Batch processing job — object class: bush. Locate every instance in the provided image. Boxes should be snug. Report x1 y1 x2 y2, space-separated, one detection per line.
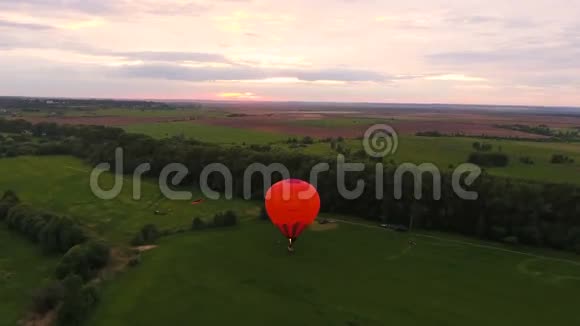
490 226 508 240
502 236 519 245
567 228 580 253
128 255 141 267
191 217 205 230
57 275 99 326
31 282 64 314
212 210 238 227
1 190 19 202
0 190 20 219
416 131 443 137
248 144 272 152
130 232 145 246
38 216 86 253
468 152 509 167
574 242 580 255
55 241 110 281
519 156 534 165
472 142 492 152
518 225 543 245
551 154 574 164
301 136 314 144
131 224 160 246
259 206 269 221
5 205 86 252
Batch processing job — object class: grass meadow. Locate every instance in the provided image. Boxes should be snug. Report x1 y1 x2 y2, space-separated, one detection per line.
86 221 580 326
289 136 580 185
0 156 257 244
1 155 580 325
120 117 580 185
0 227 58 326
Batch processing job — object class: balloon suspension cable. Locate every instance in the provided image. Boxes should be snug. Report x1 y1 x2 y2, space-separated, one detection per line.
287 238 295 253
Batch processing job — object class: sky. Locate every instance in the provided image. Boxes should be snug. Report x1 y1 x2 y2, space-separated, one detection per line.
0 0 579 106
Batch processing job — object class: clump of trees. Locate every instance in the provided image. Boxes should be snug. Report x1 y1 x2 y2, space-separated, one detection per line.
248 144 272 152
468 152 509 167
551 154 575 164
519 156 534 165
131 224 161 246
1 202 86 253
55 241 111 281
472 142 493 152
56 275 99 326
498 124 580 141
191 217 206 230
31 281 64 314
0 190 19 216
416 131 443 137
286 136 314 146
191 211 238 230
212 210 238 227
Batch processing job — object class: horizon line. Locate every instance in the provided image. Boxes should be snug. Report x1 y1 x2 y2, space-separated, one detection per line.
1 94 579 111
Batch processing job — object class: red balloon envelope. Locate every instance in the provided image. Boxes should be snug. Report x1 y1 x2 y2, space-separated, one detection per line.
265 179 321 243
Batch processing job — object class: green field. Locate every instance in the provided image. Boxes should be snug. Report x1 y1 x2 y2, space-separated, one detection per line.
0 227 58 326
122 120 580 185
0 156 257 244
19 108 227 119
124 122 290 144
86 221 580 326
2 156 580 326
290 136 580 184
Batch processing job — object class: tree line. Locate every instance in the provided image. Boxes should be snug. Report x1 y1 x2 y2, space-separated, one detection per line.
1 118 580 254
0 190 110 325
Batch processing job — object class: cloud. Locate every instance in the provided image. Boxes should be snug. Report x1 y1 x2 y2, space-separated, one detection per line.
425 74 487 82
0 18 54 30
0 0 117 14
0 0 210 16
445 14 538 29
116 63 389 83
0 36 232 64
110 51 231 63
427 45 580 69
0 0 257 16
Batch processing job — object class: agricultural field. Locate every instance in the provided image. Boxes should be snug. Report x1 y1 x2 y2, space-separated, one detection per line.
0 227 58 326
288 136 580 185
287 117 389 128
123 121 291 144
86 221 580 326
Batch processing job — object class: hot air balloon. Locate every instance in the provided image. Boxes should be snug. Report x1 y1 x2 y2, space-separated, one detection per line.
265 179 321 252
